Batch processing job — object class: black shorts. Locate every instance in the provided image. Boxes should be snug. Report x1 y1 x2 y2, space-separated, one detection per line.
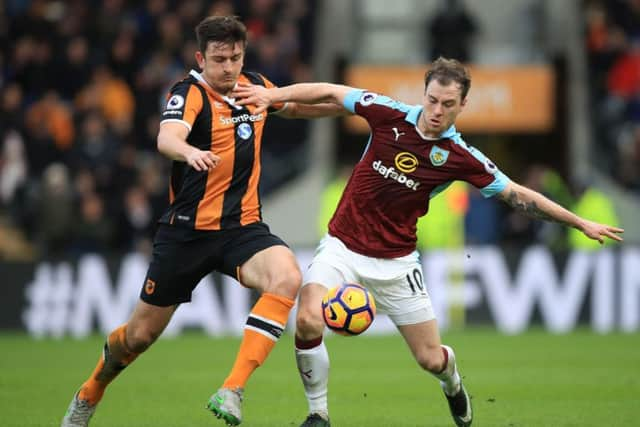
140 222 287 306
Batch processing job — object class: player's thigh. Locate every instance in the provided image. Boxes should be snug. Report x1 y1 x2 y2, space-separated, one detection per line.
142 225 220 306
360 257 434 324
302 235 359 288
299 237 359 319
239 244 301 298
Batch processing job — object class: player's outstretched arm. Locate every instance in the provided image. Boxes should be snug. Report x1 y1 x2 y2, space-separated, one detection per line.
497 181 624 244
278 100 350 119
233 82 354 116
157 122 220 172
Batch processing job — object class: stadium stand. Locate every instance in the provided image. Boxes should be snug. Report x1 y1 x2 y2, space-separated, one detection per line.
584 0 640 191
0 0 316 259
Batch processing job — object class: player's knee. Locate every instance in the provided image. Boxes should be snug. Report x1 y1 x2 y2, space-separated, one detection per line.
416 349 445 373
296 303 324 336
268 266 302 299
126 325 161 353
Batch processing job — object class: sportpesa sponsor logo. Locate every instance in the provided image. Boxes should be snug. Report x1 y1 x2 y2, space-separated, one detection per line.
219 113 264 125
372 159 420 190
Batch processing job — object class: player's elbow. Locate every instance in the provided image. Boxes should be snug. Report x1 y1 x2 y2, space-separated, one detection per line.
278 102 298 119
156 129 172 156
156 133 163 153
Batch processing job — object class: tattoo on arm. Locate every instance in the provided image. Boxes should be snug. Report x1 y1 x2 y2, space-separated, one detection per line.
502 190 571 226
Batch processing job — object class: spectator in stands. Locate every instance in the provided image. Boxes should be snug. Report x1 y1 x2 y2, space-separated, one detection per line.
23 91 74 176
108 29 138 85
1 83 25 134
616 123 640 189
54 36 93 100
427 0 478 62
464 187 501 244
0 131 28 211
569 183 620 250
585 1 627 84
26 91 75 152
116 185 154 254
208 0 235 17
76 66 135 131
71 191 114 254
417 181 468 250
2 0 317 256
29 163 75 258
606 37 640 100
586 0 640 193
71 112 119 192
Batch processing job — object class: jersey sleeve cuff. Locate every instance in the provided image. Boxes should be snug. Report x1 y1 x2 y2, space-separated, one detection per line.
160 119 192 132
271 101 289 115
343 89 365 113
480 172 510 198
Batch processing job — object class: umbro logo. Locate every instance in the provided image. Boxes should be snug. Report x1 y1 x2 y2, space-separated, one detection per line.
392 127 405 141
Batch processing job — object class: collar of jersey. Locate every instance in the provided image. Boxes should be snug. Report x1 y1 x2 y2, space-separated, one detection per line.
189 69 240 107
406 105 459 141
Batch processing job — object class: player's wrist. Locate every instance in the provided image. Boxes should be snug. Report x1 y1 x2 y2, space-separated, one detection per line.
573 216 587 231
183 145 200 162
269 88 284 105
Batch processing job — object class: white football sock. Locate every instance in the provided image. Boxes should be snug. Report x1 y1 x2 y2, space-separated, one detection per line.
434 345 461 396
295 341 330 417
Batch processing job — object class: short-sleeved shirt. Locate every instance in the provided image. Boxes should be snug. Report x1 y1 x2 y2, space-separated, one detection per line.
158 70 284 230
329 89 510 258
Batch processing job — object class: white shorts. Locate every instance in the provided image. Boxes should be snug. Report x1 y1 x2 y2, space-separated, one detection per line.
303 234 435 326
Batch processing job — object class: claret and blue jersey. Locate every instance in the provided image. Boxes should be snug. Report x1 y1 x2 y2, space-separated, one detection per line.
329 88 510 258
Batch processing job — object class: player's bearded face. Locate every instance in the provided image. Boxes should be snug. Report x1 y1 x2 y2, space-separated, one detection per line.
421 81 465 137
197 41 244 95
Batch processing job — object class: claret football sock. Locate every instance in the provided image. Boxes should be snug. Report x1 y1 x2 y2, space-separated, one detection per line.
295 336 329 415
78 323 140 405
222 293 294 389
434 345 461 396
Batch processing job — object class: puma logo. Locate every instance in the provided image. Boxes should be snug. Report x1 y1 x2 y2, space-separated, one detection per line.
392 127 405 141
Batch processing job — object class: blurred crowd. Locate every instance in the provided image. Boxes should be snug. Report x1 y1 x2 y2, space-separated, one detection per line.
1 0 631 262
585 0 640 190
0 0 316 260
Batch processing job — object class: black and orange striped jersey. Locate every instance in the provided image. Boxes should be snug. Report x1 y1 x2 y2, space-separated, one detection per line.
158 70 285 230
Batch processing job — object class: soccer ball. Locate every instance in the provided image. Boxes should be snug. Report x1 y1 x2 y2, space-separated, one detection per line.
321 283 376 336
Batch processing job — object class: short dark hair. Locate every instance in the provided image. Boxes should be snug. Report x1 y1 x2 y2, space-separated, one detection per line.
195 16 247 54
424 57 471 100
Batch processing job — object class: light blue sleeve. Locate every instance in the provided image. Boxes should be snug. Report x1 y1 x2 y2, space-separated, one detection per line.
450 133 511 198
480 171 510 198
343 89 365 113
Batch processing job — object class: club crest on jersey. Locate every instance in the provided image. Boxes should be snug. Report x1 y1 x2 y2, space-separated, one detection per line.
237 122 252 140
166 94 184 110
429 146 449 166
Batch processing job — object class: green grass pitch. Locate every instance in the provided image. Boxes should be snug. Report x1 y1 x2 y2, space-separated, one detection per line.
0 328 638 426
